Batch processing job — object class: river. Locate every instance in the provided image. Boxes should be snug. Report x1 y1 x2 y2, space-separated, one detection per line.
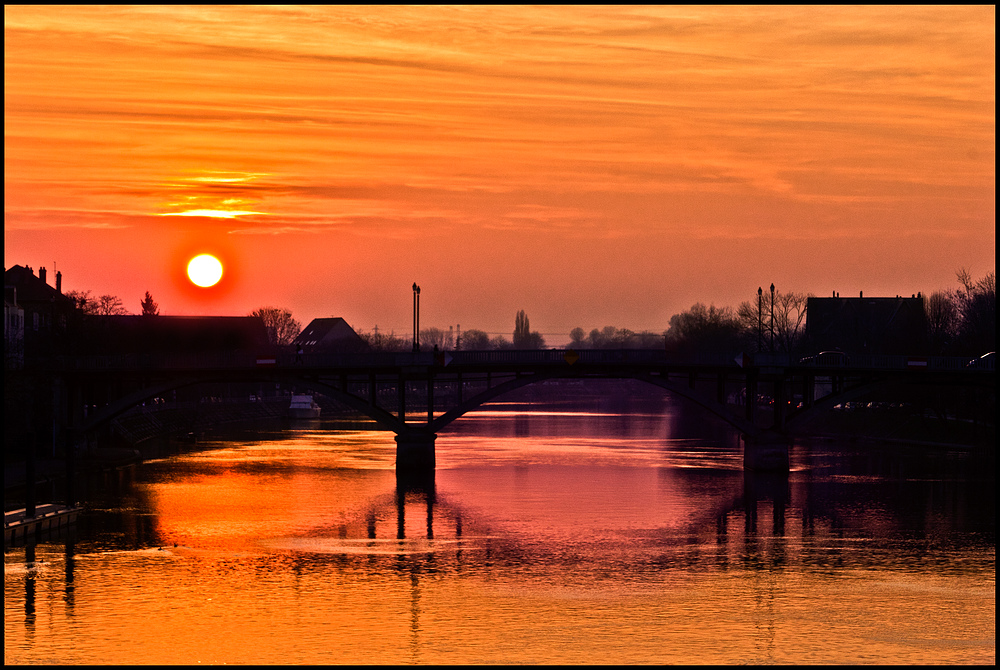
4 380 995 664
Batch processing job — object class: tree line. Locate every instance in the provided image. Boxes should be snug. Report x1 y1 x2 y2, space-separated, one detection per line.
64 268 994 356
358 269 994 357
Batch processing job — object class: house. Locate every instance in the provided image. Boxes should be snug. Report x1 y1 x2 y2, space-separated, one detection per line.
293 317 369 353
804 293 928 355
4 285 25 368
4 265 75 358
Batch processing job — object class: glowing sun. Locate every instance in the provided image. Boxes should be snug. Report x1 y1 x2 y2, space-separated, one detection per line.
187 254 223 287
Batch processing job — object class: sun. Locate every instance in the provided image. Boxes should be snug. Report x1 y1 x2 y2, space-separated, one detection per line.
187 254 223 287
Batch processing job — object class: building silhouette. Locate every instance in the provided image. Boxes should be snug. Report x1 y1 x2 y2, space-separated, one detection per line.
293 317 369 353
805 293 928 355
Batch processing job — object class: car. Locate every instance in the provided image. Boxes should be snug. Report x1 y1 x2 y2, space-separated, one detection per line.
965 352 995 369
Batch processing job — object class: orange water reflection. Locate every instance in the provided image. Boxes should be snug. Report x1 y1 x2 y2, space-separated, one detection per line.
4 409 996 664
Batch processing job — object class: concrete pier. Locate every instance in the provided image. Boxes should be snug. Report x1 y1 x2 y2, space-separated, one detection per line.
742 436 790 472
395 429 436 471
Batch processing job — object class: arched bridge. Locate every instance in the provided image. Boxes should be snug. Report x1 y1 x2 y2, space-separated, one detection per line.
45 349 994 471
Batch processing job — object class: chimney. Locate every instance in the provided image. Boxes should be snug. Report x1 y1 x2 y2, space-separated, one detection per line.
56 271 62 293
859 290 863 298
39 267 47 285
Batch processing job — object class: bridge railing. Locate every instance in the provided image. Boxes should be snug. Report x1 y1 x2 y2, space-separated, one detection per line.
39 350 992 373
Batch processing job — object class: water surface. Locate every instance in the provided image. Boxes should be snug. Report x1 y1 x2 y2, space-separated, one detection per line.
5 383 994 664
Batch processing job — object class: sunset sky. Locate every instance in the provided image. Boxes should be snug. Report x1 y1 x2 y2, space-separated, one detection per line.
4 6 994 344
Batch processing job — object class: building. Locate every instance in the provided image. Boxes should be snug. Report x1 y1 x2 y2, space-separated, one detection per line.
4 285 25 368
4 265 75 358
293 318 369 353
804 293 928 355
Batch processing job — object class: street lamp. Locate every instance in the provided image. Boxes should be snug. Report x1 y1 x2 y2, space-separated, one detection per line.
770 283 775 353
412 283 421 352
757 287 763 353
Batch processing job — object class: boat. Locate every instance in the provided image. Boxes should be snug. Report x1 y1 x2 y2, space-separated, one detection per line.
288 394 321 419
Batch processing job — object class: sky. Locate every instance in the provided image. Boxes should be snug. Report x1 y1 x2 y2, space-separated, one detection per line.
4 6 995 345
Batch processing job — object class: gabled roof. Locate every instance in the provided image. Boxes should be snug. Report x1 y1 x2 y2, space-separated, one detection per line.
4 265 71 305
293 317 368 352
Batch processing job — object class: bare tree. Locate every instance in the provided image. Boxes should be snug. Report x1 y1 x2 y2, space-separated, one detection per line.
359 327 410 351
953 268 995 355
925 291 958 354
64 289 95 314
94 294 130 315
420 326 453 350
250 306 302 346
737 289 809 353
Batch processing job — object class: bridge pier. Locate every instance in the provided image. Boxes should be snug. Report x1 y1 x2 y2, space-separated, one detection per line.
742 435 789 472
395 429 436 471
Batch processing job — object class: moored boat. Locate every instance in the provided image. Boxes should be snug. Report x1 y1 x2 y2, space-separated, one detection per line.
288 394 321 419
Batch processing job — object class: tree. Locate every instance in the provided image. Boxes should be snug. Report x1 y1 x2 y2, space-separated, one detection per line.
250 306 302 346
925 291 958 354
513 310 530 347
140 291 159 316
94 294 130 315
737 289 809 353
953 268 995 355
665 303 743 354
569 327 586 348
64 290 129 315
460 329 491 350
360 327 410 351
420 326 454 350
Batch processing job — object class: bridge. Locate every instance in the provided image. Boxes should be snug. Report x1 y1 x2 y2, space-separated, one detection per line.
38 349 995 473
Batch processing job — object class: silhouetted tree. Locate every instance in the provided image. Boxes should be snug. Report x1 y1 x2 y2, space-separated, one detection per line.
925 291 958 354
737 289 808 353
420 327 454 350
140 291 159 316
64 290 129 315
513 310 530 347
575 326 663 349
64 289 94 313
953 268 995 355
460 329 492 350
94 294 129 315
360 327 410 351
665 303 743 355
569 327 586 348
250 306 301 346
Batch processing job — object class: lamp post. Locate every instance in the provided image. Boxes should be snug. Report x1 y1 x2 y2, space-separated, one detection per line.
769 283 775 353
412 283 421 352
757 287 763 353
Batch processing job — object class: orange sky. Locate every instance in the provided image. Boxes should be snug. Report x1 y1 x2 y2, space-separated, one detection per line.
4 6 995 344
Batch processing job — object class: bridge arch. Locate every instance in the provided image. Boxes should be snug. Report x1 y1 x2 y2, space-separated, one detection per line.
80 372 407 436
427 371 762 439
81 367 764 444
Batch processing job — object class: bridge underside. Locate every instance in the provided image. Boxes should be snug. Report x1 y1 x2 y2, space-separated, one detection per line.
63 351 991 474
